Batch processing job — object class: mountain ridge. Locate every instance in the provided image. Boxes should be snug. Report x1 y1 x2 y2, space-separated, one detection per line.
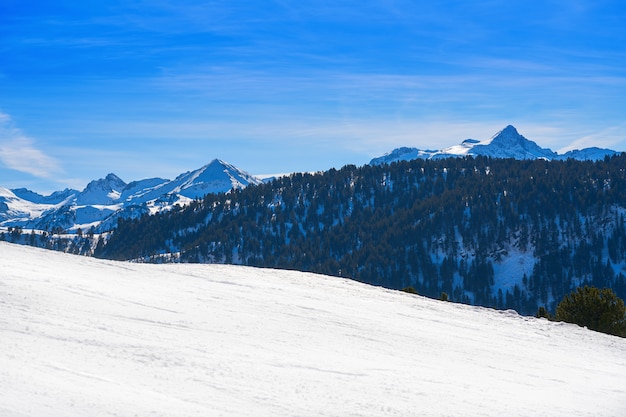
371 125 619 165
0 159 262 233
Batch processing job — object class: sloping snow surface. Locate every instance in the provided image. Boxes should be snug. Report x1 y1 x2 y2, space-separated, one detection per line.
1 242 625 416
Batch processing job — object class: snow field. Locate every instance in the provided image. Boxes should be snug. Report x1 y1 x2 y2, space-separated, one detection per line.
0 242 625 416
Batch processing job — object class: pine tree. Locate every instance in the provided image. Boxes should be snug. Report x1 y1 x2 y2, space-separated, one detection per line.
555 286 626 337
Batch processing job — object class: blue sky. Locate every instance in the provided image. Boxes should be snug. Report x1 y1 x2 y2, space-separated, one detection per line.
1 0 625 193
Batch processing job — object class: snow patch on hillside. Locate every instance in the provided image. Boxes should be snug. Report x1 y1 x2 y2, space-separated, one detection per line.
492 247 536 292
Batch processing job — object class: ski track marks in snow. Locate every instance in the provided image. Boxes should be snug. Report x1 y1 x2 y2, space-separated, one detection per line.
0 242 625 416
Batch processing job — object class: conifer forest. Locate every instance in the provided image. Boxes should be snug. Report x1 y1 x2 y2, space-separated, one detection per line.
84 155 626 315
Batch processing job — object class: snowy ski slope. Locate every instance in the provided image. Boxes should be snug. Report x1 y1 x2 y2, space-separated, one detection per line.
1 242 625 416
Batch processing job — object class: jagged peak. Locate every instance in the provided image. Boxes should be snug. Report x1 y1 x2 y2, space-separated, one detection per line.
104 173 124 182
211 158 228 166
501 124 518 134
84 173 125 189
487 125 524 144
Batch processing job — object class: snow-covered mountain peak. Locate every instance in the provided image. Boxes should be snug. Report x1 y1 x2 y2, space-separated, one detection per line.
471 125 555 160
170 158 263 199
371 125 619 165
488 124 519 142
83 173 126 192
196 158 236 181
76 173 127 206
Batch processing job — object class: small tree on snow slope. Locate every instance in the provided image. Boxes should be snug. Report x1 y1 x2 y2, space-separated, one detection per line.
555 286 626 337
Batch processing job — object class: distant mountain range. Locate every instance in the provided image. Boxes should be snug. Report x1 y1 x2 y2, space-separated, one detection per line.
0 159 262 233
370 125 619 165
0 125 621 234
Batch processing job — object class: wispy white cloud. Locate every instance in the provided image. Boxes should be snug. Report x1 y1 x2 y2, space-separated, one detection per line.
0 112 62 178
557 124 626 153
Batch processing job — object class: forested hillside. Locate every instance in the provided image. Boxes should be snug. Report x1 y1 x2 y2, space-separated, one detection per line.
94 155 626 315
